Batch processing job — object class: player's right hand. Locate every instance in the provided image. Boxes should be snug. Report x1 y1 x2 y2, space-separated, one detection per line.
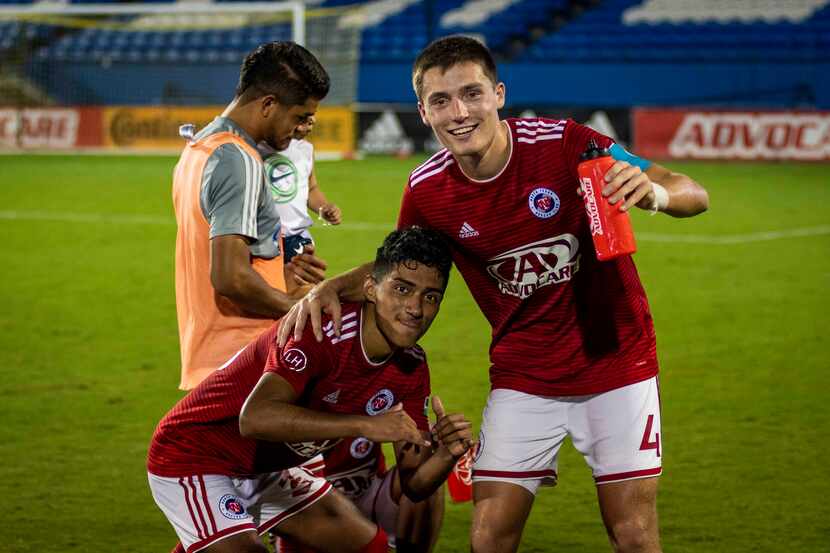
286 243 327 285
320 204 342 225
277 279 342 346
431 395 473 458
363 403 431 447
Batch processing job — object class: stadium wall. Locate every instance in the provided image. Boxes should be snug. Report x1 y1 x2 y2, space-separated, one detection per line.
25 60 830 109
30 61 242 106
358 62 830 108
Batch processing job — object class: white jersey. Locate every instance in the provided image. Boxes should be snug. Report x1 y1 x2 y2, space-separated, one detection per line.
260 139 314 237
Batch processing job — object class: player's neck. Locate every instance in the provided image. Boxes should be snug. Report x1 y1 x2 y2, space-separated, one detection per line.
456 120 511 181
221 100 263 143
360 304 395 364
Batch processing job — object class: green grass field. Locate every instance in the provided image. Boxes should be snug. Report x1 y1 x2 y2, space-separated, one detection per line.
0 155 828 552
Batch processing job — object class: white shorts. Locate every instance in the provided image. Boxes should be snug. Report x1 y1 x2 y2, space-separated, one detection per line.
148 468 332 553
353 468 399 540
275 462 399 553
323 458 398 540
472 376 662 495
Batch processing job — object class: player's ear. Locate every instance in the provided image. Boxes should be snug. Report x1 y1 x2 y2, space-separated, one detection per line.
364 275 378 304
260 94 280 118
418 102 429 126
495 82 506 109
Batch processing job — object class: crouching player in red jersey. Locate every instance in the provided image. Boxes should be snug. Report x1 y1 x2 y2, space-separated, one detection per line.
147 226 472 553
279 37 709 553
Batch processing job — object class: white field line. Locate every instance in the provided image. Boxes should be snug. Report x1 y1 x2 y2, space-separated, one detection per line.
0 210 828 244
637 225 830 244
0 210 390 231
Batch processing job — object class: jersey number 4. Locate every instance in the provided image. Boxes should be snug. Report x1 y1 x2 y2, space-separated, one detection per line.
639 414 661 457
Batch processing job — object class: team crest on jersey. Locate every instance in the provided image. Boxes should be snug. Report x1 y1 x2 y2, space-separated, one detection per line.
218 494 247 520
528 187 560 219
350 437 375 459
486 234 580 299
264 153 298 204
366 389 394 415
283 348 307 372
286 438 341 458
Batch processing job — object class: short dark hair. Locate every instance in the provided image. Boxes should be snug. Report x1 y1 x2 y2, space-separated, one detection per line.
236 41 330 106
412 35 498 101
373 226 452 289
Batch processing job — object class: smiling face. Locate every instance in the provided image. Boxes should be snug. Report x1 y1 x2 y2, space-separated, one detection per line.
417 61 505 160
364 261 446 351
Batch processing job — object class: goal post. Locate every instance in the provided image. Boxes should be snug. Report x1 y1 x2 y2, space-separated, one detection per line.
0 1 358 156
0 2 306 45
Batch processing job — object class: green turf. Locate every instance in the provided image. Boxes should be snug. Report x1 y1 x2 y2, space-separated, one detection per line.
0 155 827 552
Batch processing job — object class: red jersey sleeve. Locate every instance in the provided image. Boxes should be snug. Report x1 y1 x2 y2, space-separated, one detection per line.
561 119 615 179
397 181 427 230
265 326 333 396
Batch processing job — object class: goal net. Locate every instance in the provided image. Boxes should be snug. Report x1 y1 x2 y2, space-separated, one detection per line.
0 1 359 155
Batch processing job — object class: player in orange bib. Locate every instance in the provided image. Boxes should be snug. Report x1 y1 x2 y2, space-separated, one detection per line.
173 42 329 389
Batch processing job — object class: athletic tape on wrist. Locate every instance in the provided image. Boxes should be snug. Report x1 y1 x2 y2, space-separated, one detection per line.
650 182 670 215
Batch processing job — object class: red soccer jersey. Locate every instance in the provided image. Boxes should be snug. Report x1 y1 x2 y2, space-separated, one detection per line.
316 436 387 500
147 303 431 477
398 118 658 396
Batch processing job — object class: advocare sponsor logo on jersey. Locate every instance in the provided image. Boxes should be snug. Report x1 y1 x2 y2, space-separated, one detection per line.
218 494 247 519
283 348 308 372
328 463 375 499
285 438 341 458
486 234 580 299
528 187 560 219
668 112 830 160
366 389 395 415
350 437 375 459
264 153 299 203
579 177 604 236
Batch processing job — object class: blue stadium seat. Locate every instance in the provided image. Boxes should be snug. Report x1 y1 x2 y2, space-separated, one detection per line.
8 0 829 67
516 0 830 64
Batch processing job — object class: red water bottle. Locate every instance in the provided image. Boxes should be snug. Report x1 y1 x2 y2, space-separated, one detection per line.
577 140 637 261
446 448 474 503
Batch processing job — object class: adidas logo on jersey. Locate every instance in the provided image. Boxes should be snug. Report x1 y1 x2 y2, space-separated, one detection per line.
322 389 340 404
459 222 479 239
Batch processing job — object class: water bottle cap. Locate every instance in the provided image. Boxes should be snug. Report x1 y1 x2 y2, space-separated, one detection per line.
580 139 611 161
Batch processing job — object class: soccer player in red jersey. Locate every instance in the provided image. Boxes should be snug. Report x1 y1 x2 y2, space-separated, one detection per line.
147 226 472 553
279 36 709 553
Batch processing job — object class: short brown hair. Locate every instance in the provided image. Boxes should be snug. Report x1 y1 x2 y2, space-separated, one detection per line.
412 35 498 101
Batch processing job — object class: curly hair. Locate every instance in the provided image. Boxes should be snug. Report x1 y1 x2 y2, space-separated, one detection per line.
236 41 330 106
373 226 452 288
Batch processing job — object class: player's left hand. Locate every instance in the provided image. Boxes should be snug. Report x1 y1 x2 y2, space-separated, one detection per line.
431 395 473 458
600 160 656 212
319 204 342 225
286 243 327 286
